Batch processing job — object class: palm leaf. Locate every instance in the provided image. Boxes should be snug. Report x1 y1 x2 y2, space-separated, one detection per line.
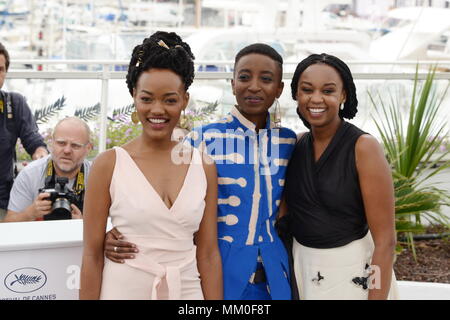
110 104 134 122
74 103 101 121
34 96 66 124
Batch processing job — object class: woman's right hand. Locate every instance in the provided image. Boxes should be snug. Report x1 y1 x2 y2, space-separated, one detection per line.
104 227 138 263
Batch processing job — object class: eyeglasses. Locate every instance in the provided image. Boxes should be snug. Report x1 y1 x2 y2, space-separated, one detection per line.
53 139 89 151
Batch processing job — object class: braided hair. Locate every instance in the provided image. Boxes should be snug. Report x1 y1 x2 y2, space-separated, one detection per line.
290 53 358 128
126 31 195 96
234 43 283 77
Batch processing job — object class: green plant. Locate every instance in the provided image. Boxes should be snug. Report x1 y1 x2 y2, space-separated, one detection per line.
369 65 450 258
99 118 142 151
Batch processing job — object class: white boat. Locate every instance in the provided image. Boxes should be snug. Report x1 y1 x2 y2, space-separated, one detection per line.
127 1 183 27
370 6 450 61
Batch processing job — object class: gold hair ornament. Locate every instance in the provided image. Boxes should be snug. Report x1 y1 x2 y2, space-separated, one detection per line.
135 50 144 67
157 40 170 49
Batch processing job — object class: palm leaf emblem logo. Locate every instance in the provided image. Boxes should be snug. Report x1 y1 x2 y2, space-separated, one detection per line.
10 274 42 286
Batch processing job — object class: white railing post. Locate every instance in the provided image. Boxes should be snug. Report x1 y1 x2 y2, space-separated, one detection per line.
99 64 110 153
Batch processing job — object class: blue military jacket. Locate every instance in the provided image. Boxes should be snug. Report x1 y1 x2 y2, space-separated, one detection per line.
185 106 296 299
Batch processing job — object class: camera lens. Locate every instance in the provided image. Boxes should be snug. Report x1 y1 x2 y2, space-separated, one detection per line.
47 197 72 220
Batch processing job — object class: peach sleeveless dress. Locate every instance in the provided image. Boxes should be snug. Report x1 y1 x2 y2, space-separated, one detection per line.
100 146 206 300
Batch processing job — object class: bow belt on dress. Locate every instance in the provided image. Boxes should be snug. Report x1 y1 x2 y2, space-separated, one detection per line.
122 235 197 300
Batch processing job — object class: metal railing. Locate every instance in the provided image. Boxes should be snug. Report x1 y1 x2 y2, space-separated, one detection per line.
6 59 450 153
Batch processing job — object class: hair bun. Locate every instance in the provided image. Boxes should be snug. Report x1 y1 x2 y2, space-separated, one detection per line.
126 31 195 95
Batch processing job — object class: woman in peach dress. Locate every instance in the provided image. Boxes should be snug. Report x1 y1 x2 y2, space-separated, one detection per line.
79 31 222 300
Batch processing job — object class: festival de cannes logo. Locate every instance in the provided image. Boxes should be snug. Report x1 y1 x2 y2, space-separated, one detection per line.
4 268 47 293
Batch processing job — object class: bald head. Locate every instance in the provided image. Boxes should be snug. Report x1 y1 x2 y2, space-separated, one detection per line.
50 117 92 178
52 117 91 143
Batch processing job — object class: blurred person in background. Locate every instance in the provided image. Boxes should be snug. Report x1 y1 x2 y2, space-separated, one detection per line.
0 42 48 221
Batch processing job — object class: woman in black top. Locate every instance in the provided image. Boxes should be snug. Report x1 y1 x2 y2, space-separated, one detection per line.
280 53 398 300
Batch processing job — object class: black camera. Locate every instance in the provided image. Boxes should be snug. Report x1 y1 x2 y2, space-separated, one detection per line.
39 177 81 220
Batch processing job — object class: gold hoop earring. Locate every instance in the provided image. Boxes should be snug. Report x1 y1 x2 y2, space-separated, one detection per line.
273 98 282 128
131 111 139 124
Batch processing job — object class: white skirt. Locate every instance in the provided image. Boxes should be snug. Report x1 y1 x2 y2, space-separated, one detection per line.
292 232 399 300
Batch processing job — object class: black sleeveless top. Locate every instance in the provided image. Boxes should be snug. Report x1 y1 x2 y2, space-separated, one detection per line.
284 121 369 249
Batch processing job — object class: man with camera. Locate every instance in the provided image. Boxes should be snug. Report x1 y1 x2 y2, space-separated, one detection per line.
3 117 92 222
